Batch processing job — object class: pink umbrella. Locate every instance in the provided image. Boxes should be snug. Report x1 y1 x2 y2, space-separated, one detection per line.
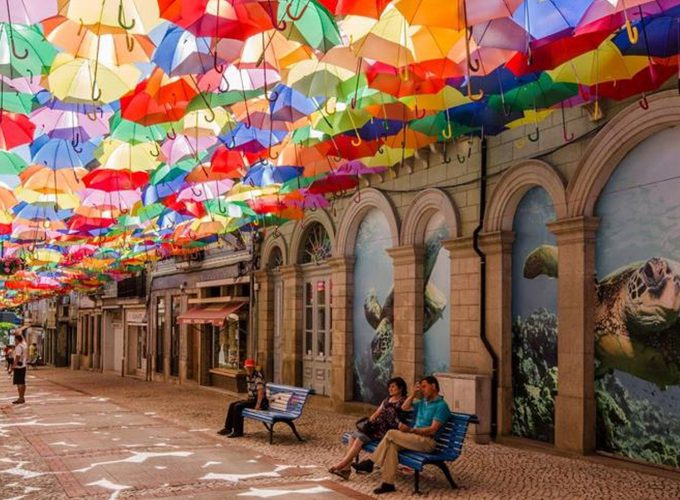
79 188 141 210
31 106 110 141
161 134 217 165
0 0 57 24
177 180 235 202
336 160 387 176
290 190 330 210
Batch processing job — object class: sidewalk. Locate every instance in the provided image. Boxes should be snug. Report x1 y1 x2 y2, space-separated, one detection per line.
2 368 679 499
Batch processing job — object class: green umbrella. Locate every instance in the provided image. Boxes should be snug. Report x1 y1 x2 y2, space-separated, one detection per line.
314 105 372 136
136 202 166 223
410 111 475 141
279 0 342 53
204 199 256 218
109 112 167 144
0 23 57 78
186 89 262 112
0 150 27 175
291 125 328 146
487 73 578 114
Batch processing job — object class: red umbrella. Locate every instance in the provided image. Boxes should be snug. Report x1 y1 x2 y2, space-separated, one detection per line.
0 111 36 149
158 0 274 39
596 64 677 101
307 173 358 195
335 0 391 18
366 63 447 97
210 145 247 178
163 193 206 218
82 170 149 191
120 69 197 126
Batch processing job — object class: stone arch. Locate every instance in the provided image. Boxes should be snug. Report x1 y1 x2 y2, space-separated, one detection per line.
400 188 461 245
569 89 680 217
289 209 336 264
334 188 400 256
260 234 288 271
485 159 567 232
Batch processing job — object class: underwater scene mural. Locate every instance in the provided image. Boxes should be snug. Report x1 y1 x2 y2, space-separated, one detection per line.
511 187 558 443
594 127 680 468
353 209 394 404
423 213 451 376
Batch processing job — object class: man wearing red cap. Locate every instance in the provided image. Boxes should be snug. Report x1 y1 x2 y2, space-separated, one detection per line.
217 359 268 438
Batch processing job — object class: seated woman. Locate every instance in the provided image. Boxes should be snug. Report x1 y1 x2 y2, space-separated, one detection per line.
329 377 407 480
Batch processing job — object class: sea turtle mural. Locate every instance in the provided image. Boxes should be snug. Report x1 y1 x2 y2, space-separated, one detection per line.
363 237 448 365
524 245 680 389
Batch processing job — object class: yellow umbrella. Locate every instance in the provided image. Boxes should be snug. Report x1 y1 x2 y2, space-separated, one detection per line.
14 189 81 209
352 6 415 68
44 17 155 66
96 140 162 172
401 86 469 111
57 0 161 35
239 30 313 71
360 144 415 168
548 40 650 86
225 184 278 202
46 53 140 103
27 249 63 266
18 165 86 193
181 108 234 137
506 109 555 129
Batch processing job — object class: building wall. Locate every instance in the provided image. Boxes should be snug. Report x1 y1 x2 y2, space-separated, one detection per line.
255 89 680 469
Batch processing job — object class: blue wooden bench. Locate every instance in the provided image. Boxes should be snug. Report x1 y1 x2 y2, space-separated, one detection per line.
242 384 311 444
342 411 478 493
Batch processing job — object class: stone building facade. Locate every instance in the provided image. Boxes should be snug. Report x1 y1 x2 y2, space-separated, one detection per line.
254 88 680 469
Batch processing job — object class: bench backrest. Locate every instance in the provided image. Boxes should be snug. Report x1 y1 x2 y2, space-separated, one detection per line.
432 412 476 459
265 383 311 417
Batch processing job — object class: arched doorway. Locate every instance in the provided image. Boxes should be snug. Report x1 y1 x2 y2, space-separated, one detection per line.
511 187 558 443
594 127 680 468
299 222 333 396
352 209 394 404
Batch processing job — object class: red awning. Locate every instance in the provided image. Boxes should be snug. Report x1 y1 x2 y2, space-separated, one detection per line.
177 303 245 327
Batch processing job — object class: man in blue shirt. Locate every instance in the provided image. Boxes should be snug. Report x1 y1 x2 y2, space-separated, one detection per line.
352 375 451 494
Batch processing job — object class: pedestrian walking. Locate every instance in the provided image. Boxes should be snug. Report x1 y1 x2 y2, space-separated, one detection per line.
9 333 28 404
216 359 267 438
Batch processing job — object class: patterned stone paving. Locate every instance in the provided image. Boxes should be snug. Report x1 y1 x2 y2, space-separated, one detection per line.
2 368 680 499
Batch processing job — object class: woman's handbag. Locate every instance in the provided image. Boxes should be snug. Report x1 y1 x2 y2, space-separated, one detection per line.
355 417 378 439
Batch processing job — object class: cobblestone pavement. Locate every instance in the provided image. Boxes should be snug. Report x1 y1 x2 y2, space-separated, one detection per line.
2 368 680 499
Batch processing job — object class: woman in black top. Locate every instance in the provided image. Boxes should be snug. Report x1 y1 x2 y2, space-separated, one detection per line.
329 377 407 480
217 359 268 438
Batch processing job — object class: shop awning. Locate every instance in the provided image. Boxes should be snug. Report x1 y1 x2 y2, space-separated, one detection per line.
177 303 245 327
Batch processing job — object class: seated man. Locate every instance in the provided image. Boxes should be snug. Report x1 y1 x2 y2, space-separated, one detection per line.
217 359 268 438
352 375 451 495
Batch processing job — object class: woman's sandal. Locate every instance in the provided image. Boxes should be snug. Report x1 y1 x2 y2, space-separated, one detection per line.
330 467 351 480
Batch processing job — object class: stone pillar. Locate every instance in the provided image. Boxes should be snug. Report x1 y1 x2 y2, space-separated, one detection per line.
92 314 101 371
179 295 188 383
254 269 275 376
328 256 355 409
280 264 303 386
387 246 425 389
444 237 488 374
548 216 599 454
479 231 515 436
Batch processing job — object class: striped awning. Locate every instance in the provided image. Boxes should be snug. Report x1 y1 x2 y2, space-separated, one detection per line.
177 303 244 327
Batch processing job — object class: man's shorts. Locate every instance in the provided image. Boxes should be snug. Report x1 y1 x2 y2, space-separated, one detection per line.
13 367 26 385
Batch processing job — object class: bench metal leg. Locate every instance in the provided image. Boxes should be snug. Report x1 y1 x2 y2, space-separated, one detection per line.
414 470 420 494
432 462 458 489
281 420 304 442
261 423 273 444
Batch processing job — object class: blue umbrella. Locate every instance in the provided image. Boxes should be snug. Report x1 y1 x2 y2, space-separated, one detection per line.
30 136 96 170
12 202 73 221
220 124 287 153
243 162 302 186
613 6 680 58
512 0 594 40
153 26 220 77
270 85 320 122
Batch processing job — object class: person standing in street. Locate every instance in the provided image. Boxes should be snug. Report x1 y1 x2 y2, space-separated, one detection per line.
217 359 267 438
9 333 28 404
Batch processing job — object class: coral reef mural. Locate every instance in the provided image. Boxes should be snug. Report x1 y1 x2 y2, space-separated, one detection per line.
423 214 450 375
353 209 394 404
594 127 680 468
511 187 558 443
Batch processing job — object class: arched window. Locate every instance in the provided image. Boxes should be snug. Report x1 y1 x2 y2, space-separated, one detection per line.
268 246 283 271
301 223 331 264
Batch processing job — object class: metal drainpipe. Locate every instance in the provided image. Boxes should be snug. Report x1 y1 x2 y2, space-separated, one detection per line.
472 137 499 439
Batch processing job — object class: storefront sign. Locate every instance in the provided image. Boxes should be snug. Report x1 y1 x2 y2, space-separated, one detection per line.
126 309 147 325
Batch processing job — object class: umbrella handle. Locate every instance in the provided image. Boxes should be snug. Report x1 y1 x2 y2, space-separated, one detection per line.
639 94 649 110
118 1 136 30
414 105 425 119
218 75 230 93
324 100 336 115
350 97 357 109
514 137 526 149
441 122 452 140
286 1 309 21
351 133 362 146
10 36 28 60
625 19 639 45
443 142 452 164
468 57 480 73
217 200 228 214
268 148 279 160
91 82 102 102
125 32 135 52
561 103 574 142
399 66 410 82
213 51 225 74
149 142 160 157
528 127 540 142
191 186 203 197
167 127 177 140
457 152 466 164
266 89 279 103
273 226 281 238
466 80 484 102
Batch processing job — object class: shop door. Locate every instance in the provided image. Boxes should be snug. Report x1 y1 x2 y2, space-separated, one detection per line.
170 297 180 377
302 278 332 395
273 279 283 384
